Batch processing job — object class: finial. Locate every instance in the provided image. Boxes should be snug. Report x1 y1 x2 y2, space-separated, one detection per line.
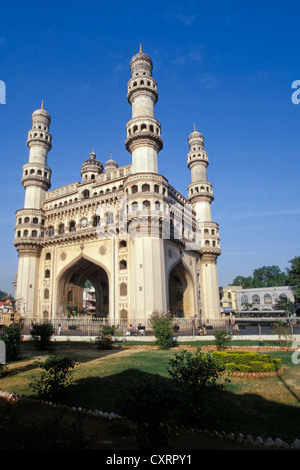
139 43 143 53
110 152 112 160
194 123 196 132
41 100 44 109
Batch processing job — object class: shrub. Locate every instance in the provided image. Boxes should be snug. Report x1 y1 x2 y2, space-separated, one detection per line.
214 330 232 350
95 325 118 349
167 347 227 392
31 355 78 399
1 323 22 361
31 322 54 350
149 311 174 349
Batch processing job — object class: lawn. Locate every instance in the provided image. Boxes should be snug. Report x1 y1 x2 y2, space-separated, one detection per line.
1 343 300 445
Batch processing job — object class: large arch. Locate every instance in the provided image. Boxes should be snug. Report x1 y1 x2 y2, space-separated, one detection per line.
57 256 109 317
168 260 195 318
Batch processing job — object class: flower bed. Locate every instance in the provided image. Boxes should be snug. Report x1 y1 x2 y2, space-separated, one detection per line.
212 350 282 375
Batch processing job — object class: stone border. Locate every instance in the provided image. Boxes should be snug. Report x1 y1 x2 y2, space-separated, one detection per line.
230 367 284 377
0 390 299 450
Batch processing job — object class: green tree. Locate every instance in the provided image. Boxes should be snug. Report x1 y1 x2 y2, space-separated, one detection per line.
149 311 175 349
31 322 54 350
286 256 300 300
252 265 287 287
231 275 253 288
232 265 287 288
1 324 22 361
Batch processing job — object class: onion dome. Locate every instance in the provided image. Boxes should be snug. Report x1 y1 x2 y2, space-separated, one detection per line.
104 153 118 172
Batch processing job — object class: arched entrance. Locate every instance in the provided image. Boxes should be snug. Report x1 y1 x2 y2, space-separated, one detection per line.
57 256 109 317
168 261 195 318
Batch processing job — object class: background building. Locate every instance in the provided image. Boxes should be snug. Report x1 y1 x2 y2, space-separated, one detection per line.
236 286 295 311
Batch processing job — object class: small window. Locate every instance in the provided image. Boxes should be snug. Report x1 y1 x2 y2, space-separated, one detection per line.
142 183 150 192
45 269 50 279
69 221 76 232
46 252 51 260
119 260 127 270
58 224 65 234
119 240 127 249
120 282 127 296
93 215 100 227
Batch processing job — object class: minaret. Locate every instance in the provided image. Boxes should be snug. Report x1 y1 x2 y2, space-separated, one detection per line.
23 101 52 208
125 44 163 173
187 125 221 319
13 102 52 318
124 47 167 320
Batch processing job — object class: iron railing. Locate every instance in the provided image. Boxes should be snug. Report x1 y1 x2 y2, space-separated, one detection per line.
8 316 300 338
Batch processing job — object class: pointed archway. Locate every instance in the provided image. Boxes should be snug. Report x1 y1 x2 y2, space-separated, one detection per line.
168 261 195 318
57 256 109 317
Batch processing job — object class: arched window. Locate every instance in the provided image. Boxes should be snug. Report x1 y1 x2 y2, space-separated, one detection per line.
58 223 65 234
93 215 100 227
24 230 28 237
241 295 248 305
68 290 73 302
142 183 150 192
45 269 50 279
33 217 38 224
83 189 90 199
119 240 127 249
46 252 51 261
279 293 288 300
69 221 76 232
44 288 49 300
47 226 54 236
142 200 150 210
252 294 260 304
131 201 138 213
32 230 38 237
264 293 272 304
120 309 128 319
131 185 138 194
119 260 127 270
120 282 127 296
154 184 159 193
24 217 30 223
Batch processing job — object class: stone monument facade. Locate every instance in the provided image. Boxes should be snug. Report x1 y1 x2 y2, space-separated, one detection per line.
13 47 221 323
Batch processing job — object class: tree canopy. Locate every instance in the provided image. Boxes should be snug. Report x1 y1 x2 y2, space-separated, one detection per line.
232 265 287 288
286 256 300 300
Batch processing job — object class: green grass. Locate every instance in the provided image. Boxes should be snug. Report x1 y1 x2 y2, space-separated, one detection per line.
1 344 300 443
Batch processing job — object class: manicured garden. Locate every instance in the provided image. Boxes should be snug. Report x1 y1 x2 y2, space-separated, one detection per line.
0 341 300 448
1 320 300 449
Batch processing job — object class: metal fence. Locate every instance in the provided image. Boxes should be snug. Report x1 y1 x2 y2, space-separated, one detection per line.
12 316 300 338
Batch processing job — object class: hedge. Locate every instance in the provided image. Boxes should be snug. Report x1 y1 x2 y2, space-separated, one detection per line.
212 351 281 373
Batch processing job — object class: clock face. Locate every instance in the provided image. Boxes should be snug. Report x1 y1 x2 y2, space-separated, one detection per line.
81 218 87 227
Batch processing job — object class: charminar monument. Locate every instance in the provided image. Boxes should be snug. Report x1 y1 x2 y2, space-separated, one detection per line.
13 46 221 323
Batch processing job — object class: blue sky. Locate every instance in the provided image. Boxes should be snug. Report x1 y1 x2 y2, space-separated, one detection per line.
0 0 299 295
